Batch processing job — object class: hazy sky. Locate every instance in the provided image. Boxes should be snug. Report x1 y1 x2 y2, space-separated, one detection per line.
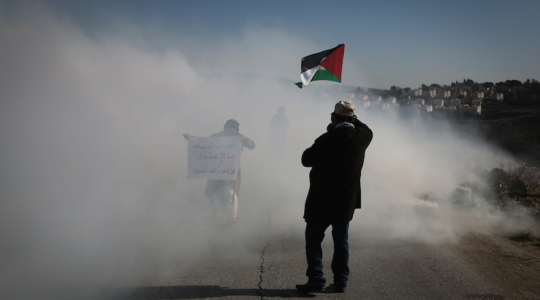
2 0 539 89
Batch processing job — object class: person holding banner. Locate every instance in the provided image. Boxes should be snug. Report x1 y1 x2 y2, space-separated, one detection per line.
183 119 255 225
296 101 372 293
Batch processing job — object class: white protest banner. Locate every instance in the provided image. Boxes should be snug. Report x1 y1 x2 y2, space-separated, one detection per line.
187 136 241 180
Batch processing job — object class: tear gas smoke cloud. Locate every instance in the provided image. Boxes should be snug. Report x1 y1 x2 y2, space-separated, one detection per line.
0 3 523 295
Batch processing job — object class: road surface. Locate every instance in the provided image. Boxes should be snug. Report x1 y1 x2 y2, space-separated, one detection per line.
4 214 540 300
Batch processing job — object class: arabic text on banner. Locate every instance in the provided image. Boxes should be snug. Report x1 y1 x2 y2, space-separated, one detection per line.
187 136 241 180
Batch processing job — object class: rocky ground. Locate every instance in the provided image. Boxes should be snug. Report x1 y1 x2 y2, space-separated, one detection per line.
415 159 540 300
443 162 540 300
446 216 540 300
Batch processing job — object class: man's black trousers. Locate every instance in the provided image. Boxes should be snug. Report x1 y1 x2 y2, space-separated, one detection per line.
304 222 349 289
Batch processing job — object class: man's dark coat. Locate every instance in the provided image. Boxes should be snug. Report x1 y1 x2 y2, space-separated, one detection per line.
301 119 373 223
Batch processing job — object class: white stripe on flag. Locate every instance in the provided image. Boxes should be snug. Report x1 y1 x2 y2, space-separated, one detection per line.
301 65 327 87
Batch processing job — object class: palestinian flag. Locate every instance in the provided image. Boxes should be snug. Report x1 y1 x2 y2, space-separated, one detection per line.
295 44 344 88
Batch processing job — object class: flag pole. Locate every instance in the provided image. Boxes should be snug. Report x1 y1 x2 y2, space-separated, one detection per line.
339 42 344 101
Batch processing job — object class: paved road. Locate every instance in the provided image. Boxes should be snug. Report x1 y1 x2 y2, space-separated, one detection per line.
117 229 499 300
2 223 502 300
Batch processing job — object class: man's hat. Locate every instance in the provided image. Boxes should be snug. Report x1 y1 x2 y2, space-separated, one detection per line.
334 101 355 116
224 119 239 130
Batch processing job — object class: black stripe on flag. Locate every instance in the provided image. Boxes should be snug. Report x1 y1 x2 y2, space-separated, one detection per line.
300 44 344 73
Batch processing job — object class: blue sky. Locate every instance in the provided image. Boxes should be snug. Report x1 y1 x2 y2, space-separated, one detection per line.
3 0 539 89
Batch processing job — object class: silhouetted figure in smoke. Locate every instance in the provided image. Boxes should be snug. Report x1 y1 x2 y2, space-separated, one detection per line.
296 101 372 293
183 119 255 225
399 97 420 129
269 106 290 155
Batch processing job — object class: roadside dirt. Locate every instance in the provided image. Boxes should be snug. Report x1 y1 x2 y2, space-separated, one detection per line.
446 218 540 300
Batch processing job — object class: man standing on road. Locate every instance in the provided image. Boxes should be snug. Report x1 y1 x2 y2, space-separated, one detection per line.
296 101 373 293
183 119 255 225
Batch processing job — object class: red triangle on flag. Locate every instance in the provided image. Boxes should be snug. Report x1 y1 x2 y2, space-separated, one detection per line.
319 45 344 81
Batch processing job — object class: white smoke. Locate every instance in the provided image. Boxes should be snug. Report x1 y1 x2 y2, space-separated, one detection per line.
0 2 518 296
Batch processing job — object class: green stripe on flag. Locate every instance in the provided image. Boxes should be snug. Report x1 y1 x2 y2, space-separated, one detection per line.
310 69 340 83
295 69 339 89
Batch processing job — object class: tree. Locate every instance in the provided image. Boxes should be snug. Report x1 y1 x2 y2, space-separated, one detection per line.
505 91 518 102
483 82 494 88
505 80 522 87
528 80 540 94
430 83 442 89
